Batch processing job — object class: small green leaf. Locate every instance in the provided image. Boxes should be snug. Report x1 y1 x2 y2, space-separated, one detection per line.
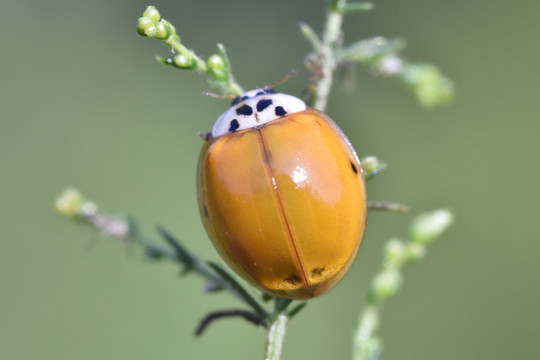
274 298 292 312
288 302 307 318
337 37 406 64
328 0 342 12
144 248 165 260
156 226 195 267
339 2 374 13
298 21 322 51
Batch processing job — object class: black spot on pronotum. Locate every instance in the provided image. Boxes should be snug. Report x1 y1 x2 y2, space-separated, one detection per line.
351 161 358 174
204 205 209 218
256 99 273 112
285 274 301 285
311 267 326 278
229 119 240 132
264 88 275 94
236 104 253 116
275 106 287 116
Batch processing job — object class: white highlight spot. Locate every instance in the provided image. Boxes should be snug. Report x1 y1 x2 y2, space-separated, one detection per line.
292 166 309 188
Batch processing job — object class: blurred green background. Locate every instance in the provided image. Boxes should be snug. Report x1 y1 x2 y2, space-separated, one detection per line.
1 0 539 359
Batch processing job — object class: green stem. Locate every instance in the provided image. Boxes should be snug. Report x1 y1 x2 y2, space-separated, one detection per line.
265 313 288 360
353 305 381 360
352 210 453 360
216 43 244 95
314 0 347 111
166 39 208 72
368 201 409 213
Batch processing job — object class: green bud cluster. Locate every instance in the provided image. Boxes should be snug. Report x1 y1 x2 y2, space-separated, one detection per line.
402 63 454 108
136 6 177 42
327 32 454 109
367 209 453 305
55 188 130 238
136 6 242 95
355 209 452 360
55 188 98 219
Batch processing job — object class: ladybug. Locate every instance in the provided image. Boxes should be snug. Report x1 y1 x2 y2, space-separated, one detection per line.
197 88 367 299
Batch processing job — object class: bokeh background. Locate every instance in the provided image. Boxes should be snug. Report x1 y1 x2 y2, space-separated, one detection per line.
1 0 539 359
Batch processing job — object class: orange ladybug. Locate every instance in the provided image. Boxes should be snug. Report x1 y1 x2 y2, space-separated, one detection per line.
197 88 367 299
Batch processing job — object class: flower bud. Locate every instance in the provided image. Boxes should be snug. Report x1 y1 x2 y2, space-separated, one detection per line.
207 54 227 80
55 188 84 218
143 6 161 23
361 156 386 179
384 238 406 269
80 202 98 217
406 242 426 261
410 209 453 245
137 16 157 37
155 20 170 40
379 55 404 75
174 54 194 68
90 213 130 238
402 63 454 108
371 270 402 301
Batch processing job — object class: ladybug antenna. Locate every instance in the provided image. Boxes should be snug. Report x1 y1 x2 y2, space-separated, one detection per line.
203 91 237 99
266 69 297 89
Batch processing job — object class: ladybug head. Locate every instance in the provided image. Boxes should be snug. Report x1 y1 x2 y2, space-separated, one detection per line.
211 89 306 138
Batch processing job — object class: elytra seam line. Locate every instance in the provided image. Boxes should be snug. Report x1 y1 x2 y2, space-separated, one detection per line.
256 130 311 293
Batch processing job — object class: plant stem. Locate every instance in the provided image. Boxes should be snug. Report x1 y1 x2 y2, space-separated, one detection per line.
353 305 381 360
166 39 208 72
352 210 453 360
265 313 288 360
314 0 347 111
130 222 267 314
130 225 223 286
216 43 244 95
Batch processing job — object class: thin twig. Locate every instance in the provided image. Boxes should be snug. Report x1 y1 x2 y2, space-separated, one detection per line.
195 309 265 336
368 201 409 213
313 0 347 111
